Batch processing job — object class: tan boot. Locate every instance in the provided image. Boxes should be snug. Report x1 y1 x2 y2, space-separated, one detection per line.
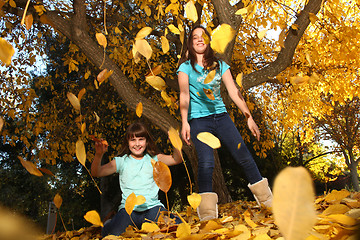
197 192 218 221
248 178 273 208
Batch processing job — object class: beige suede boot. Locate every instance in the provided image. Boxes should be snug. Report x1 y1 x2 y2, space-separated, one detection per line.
197 192 218 221
248 178 273 208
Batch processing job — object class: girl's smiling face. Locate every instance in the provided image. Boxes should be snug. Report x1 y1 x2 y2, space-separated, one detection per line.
192 28 207 54
128 136 147 159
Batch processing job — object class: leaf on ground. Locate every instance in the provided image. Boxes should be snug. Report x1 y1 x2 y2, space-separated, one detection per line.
272 166 316 240
176 222 191 238
324 189 350 204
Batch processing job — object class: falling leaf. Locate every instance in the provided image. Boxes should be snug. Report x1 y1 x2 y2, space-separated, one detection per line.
210 24 235 53
278 29 286 48
125 192 146 216
9 0 15 7
153 160 172 193
89 135 109 146
54 193 62 209
0 37 15 65
161 36 169 54
204 70 216 84
168 24 180 35
81 122 86 134
176 222 191 238
161 91 172 106
135 27 152 40
184 0 198 22
187 192 201 209
78 88 86 101
97 69 113 83
84 210 103 227
309 13 319 24
135 39 152 60
202 88 215 100
145 75 166 91
146 65 162 77
235 7 248 16
18 156 43 176
94 111 100 123
202 31 210 44
291 24 299 30
290 76 309 85
257 29 267 40
95 33 107 48
25 14 33 30
38 168 55 177
67 92 81 111
141 222 160 233
272 166 317 240
136 102 143 118
76 139 86 167
197 132 221 149
0 117 3 132
168 127 182 151
237 142 241 149
305 52 313 66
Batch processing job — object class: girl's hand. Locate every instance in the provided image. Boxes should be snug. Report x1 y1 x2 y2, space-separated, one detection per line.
95 140 108 155
247 117 260 141
181 122 191 145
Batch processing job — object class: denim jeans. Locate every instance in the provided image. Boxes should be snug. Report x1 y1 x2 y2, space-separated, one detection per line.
190 112 263 192
102 206 180 236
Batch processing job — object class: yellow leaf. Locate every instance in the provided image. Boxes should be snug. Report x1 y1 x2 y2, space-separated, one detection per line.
145 75 166 91
305 52 313 66
146 65 162 77
0 117 4 132
53 193 62 209
253 234 271 240
135 27 152 40
141 222 160 233
278 29 286 48
136 102 143 118
0 37 15 65
95 33 107 48
153 161 172 193
257 29 267 40
237 142 241 149
67 92 81 111
236 73 243 88
197 132 221 149
161 91 172 106
81 122 86 134
184 0 198 22
309 13 318 24
76 139 86 167
291 24 299 30
78 88 86 101
187 192 201 209
168 24 180 35
161 36 169 54
235 7 248 16
290 76 309 85
125 192 146 216
324 189 350 204
321 204 350 216
244 209 257 228
325 214 357 226
9 0 16 8
234 224 251 239
18 156 43 177
84 210 103 227
168 127 182 151
25 14 33 30
176 222 191 238
203 88 215 100
272 167 316 240
202 31 210 44
135 39 152 60
94 111 100 123
210 24 235 53
97 69 113 83
204 70 216 84
84 70 91 79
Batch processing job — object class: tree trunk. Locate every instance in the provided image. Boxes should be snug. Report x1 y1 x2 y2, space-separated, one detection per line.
349 162 360 191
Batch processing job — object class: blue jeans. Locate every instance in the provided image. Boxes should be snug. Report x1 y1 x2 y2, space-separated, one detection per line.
102 206 180 236
190 113 263 192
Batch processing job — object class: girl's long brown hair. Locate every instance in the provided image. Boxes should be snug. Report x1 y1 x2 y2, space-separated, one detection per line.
185 25 219 72
118 122 160 157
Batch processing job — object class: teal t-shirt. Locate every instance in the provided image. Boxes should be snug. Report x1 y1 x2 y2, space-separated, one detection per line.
115 154 164 212
177 60 230 120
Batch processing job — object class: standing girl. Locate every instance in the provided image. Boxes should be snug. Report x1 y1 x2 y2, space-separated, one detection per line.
91 122 182 236
177 25 272 221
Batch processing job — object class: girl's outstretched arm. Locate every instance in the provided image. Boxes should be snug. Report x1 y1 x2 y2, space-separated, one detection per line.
222 69 261 141
178 71 191 145
91 141 117 177
157 148 183 166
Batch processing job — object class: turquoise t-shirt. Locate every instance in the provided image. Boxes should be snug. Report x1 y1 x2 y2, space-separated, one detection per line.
177 60 230 120
115 154 164 212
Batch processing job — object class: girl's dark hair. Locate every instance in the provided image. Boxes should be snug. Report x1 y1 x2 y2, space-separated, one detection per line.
118 122 160 157
186 25 219 72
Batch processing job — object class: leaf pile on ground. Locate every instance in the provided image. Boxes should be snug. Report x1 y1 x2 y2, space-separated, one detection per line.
42 189 360 240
